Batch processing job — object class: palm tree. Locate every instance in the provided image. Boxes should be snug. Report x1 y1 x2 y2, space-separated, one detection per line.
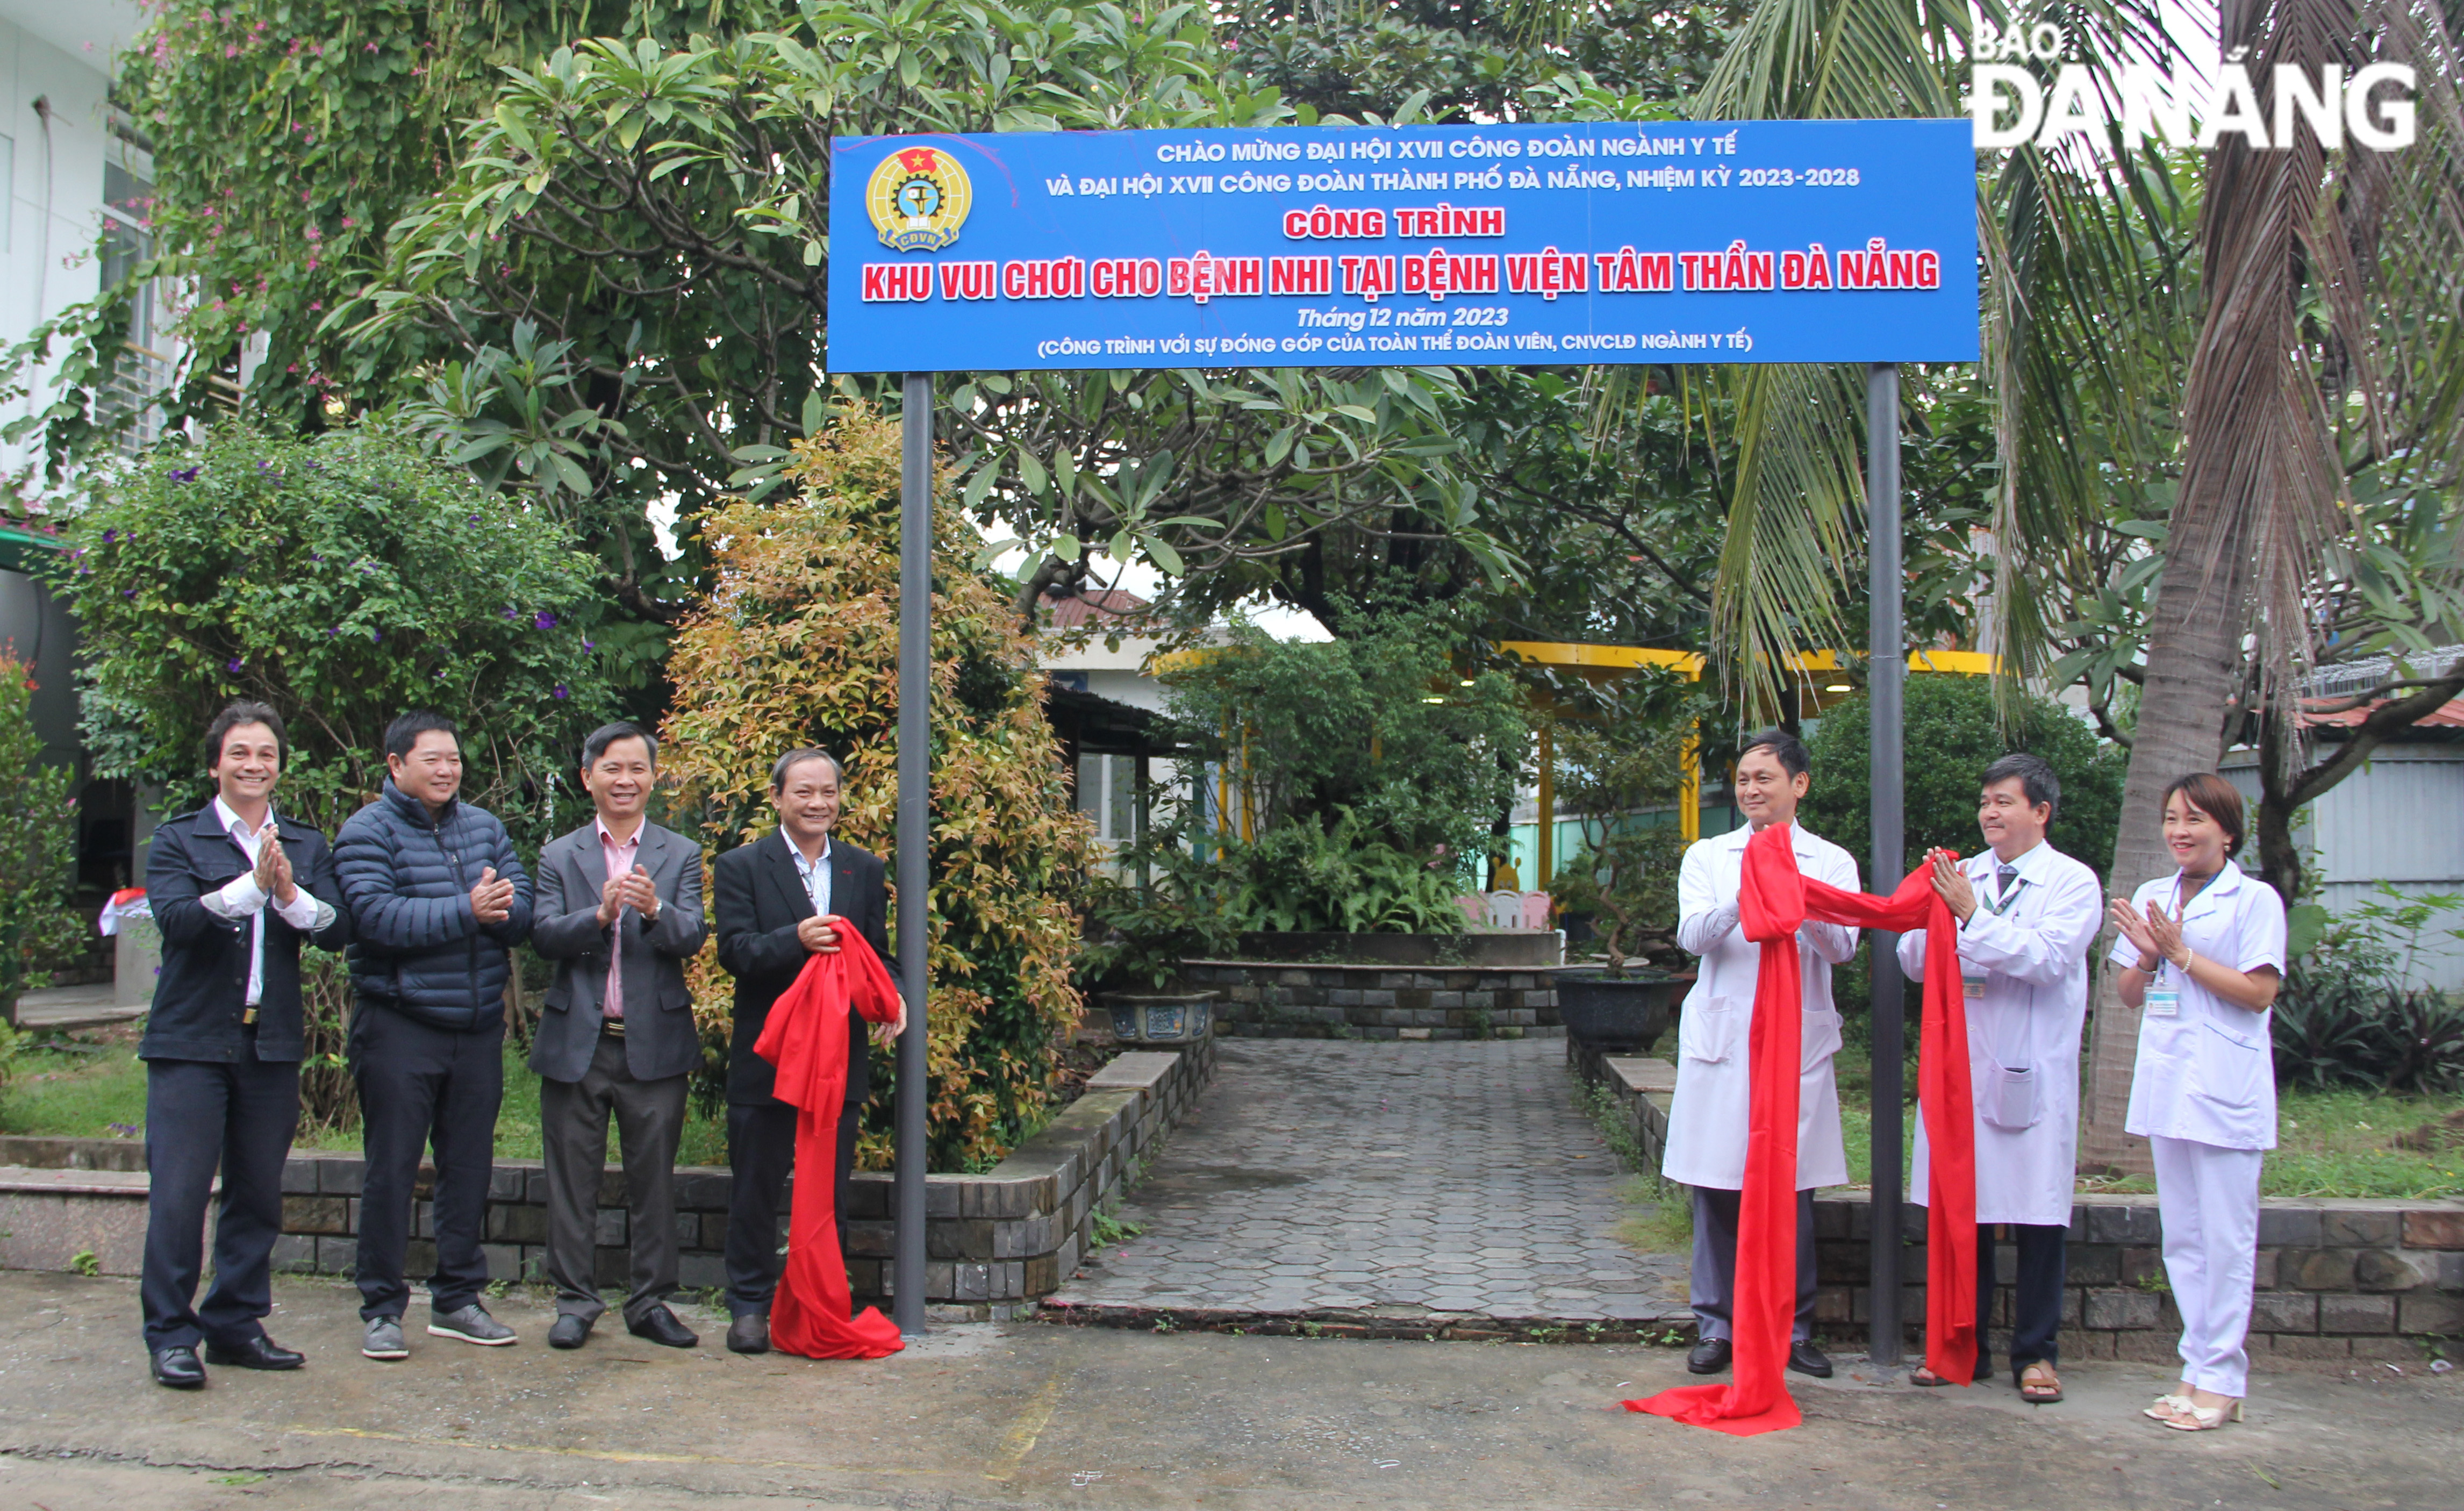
1666 0 2464 1170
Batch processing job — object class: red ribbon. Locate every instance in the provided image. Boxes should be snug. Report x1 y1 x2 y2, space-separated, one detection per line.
1628 823 1974 1434
753 923 908 1361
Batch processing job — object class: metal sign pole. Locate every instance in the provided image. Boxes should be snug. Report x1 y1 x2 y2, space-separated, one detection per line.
1864 361 1906 1370
894 372 933 1336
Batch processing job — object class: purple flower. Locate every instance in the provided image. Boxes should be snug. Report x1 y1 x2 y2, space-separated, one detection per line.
533 611 555 631
553 684 569 700
101 529 118 544
502 605 519 621
370 628 383 642
327 626 339 636
582 639 596 651
168 466 199 483
226 657 243 672
469 514 482 526
123 588 137 598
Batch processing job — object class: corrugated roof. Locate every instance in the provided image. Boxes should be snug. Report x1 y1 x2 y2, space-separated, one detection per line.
1043 589 1149 628
2299 698 2464 730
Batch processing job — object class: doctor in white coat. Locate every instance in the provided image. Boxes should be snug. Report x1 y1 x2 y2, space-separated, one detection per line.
1663 729 1859 1381
1896 753 2101 1402
2108 772 2284 1434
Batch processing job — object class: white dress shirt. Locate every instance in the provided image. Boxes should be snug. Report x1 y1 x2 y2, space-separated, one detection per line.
787 831 833 919
1660 820 1861 1191
196 797 336 1007
1897 840 2103 1226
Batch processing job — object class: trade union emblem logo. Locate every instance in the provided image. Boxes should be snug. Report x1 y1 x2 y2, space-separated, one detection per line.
866 145 971 253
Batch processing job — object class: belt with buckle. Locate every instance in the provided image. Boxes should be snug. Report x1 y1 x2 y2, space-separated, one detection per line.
601 1016 626 1037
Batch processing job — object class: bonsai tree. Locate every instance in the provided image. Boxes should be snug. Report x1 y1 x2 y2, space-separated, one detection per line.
1152 602 1527 933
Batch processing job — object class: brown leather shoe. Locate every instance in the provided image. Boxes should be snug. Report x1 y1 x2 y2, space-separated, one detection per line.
726 1312 770 1355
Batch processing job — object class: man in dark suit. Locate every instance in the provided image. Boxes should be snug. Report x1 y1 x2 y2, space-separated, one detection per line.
711 748 905 1355
139 701 350 1388
528 722 711 1351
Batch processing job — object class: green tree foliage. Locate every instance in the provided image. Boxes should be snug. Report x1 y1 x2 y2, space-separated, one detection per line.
1800 675 2125 886
0 655 82 1018
1161 605 1527 860
659 409 1093 1172
1222 1 1744 124
50 422 619 845
348 2 1514 622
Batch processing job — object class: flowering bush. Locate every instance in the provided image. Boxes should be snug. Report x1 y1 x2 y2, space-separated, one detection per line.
662 409 1095 1172
52 421 617 847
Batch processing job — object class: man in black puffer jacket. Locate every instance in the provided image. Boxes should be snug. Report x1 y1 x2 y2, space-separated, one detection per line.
334 710 533 1362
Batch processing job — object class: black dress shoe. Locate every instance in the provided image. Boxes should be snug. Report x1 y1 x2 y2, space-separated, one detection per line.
151 1345 206 1389
726 1312 770 1355
548 1314 593 1350
1788 1340 1835 1378
205 1334 303 1371
1685 1337 1732 1374
628 1305 699 1349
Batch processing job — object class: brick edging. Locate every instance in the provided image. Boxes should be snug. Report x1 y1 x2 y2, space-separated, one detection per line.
0 1039 1216 1317
1567 1041 2464 1359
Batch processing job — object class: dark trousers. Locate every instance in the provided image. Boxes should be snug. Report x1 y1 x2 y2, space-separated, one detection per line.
724 1095 859 1318
1689 1185 1819 1343
540 1028 687 1324
1978 1221 2068 1378
350 1006 504 1321
139 1043 299 1351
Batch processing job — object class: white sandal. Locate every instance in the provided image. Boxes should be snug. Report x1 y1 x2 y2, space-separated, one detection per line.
2160 1398 2243 1431
2142 1393 2192 1421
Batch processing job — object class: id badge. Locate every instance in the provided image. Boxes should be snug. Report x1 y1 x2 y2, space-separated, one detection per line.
2145 987 2180 1019
1963 979 1986 1001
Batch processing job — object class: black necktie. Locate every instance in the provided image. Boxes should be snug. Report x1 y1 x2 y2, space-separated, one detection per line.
1996 863 2019 907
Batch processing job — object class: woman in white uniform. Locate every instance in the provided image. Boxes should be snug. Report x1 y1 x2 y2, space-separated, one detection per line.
2107 772 2284 1433
1897 753 2102 1402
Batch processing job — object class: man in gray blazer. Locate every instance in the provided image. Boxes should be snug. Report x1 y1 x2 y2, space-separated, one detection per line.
528 722 710 1350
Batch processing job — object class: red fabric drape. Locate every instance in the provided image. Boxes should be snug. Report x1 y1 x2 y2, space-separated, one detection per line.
753 923 907 1361
1628 823 1974 1435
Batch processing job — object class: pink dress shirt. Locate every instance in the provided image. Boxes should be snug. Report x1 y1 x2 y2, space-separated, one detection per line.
597 817 643 1019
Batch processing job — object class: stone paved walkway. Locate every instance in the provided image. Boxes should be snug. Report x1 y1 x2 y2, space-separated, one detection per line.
1048 1038 1690 1326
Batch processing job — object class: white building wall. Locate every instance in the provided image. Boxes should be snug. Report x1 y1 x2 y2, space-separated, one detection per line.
0 1 151 494
2223 745 2464 991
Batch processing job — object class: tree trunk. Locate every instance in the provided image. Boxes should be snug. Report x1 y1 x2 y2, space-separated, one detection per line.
2076 543 2250 1172
2255 710 2306 905
2079 0 2323 1175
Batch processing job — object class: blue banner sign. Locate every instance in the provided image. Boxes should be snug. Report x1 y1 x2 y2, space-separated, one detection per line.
826 121 1978 374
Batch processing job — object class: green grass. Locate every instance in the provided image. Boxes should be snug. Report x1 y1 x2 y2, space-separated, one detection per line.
4 1030 738 1167
2 1034 149 1138
1826 1066 2464 1202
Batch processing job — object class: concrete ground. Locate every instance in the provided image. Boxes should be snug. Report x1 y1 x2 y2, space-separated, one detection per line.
1 1270 2456 1509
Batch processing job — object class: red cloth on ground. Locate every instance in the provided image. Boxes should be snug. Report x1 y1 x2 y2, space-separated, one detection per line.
1627 824 1974 1435
753 923 907 1361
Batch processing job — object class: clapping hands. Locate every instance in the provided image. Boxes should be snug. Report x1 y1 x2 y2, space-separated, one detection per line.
251 822 297 905
469 865 517 925
597 863 658 927
2107 896 2184 969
